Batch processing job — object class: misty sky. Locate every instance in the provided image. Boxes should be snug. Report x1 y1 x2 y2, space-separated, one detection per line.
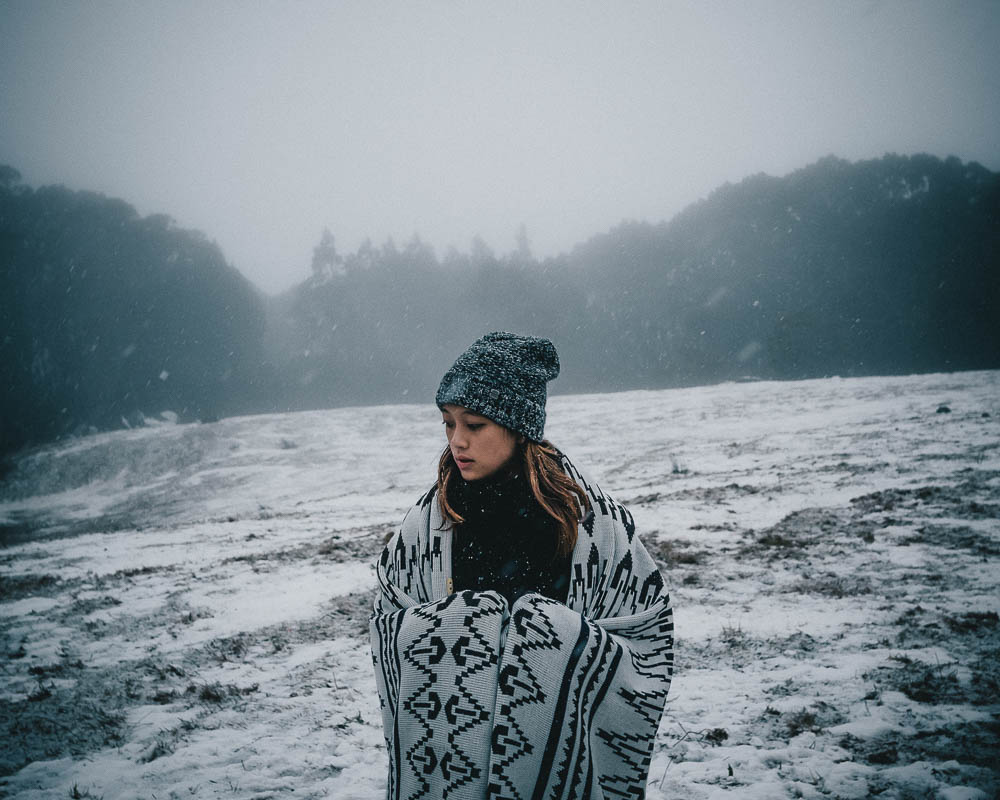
2 1 998 294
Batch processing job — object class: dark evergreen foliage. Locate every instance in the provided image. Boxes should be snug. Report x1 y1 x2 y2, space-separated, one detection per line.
266 154 999 408
0 172 264 454
2 153 996 455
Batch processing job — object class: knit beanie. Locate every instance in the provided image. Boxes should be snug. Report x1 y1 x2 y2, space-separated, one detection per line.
435 332 560 442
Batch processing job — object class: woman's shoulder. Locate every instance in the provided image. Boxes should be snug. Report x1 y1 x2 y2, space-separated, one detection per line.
555 450 636 538
395 482 439 536
413 482 438 510
557 451 629 510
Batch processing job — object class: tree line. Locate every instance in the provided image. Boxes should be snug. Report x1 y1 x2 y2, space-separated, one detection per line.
266 153 999 409
2 153 997 456
0 166 264 453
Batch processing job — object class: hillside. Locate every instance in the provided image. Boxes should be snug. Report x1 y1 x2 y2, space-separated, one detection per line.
1 371 998 797
268 154 1000 407
3 154 997 454
0 167 265 455
570 154 999 383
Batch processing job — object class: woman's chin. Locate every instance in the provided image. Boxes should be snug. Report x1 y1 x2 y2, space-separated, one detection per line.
458 464 491 481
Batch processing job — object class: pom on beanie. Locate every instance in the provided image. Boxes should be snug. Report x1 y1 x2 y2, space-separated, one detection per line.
435 331 560 442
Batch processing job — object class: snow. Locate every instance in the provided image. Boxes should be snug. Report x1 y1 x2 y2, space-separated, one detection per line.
1 369 998 798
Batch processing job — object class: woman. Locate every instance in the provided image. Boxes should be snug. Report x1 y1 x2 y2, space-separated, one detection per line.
371 332 674 800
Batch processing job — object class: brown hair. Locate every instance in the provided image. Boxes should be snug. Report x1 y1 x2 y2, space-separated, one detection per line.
437 439 591 557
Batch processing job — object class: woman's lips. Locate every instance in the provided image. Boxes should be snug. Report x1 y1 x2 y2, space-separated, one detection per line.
455 456 473 467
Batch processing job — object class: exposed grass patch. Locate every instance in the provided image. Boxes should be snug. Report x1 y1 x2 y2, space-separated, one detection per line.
739 508 842 559
777 631 817 655
177 607 214 625
218 523 391 569
0 652 204 777
203 632 254 663
851 486 943 514
893 604 946 647
891 606 1000 705
817 459 891 477
841 723 1000 773
28 660 84 678
6 639 27 659
652 540 710 566
764 679 801 698
625 492 662 505
1 677 127 777
703 727 729 746
113 564 172 581
865 655 966 704
65 594 122 617
783 709 821 737
783 573 873 598
968 648 1000 706
854 526 876 544
186 681 259 704
781 701 845 738
852 484 1000 522
755 532 800 548
0 573 62 601
69 564 177 598
58 592 212 644
944 610 999 634
150 688 177 704
321 587 378 638
665 483 761 504
901 524 1000 556
135 715 205 765
317 524 394 559
687 522 739 532
27 682 54 702
838 732 900 765
137 730 177 764
719 621 753 651
755 700 846 742
179 589 376 672
69 784 104 799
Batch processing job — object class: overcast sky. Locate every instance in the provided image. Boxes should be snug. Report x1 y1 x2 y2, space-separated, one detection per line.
2 1 998 294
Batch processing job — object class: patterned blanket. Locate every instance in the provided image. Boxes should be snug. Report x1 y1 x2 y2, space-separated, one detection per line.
370 456 674 799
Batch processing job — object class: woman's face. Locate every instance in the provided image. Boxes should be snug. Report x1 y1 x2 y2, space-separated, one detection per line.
441 404 520 481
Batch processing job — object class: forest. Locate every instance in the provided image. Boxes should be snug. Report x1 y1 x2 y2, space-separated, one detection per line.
2 153 998 455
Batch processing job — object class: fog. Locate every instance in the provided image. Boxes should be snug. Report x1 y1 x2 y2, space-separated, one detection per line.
2 0 998 293
2 5 1000 794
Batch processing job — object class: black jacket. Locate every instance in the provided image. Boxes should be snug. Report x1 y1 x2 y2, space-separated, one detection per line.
447 469 571 606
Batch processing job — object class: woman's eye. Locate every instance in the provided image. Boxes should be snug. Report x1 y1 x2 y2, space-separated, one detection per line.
442 420 454 428
467 424 484 431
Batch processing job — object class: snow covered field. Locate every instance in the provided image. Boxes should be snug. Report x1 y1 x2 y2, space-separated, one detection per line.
1 370 998 799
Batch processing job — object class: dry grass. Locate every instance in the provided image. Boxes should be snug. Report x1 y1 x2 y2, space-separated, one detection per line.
652 539 710 566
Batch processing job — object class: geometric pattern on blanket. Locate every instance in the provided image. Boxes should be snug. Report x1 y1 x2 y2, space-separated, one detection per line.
371 454 674 799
